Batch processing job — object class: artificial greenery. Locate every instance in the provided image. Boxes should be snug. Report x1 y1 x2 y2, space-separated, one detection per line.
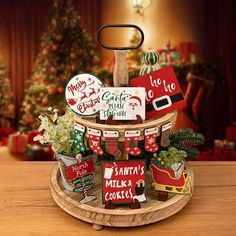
33 107 76 156
169 129 205 159
153 147 187 168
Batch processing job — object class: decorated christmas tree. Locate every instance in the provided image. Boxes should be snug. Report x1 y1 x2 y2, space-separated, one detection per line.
21 0 97 128
0 58 15 127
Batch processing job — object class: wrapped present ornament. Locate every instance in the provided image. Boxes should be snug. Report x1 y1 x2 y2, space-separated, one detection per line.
8 132 28 154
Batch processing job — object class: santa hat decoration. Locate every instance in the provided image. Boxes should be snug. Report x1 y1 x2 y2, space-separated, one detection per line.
129 96 142 106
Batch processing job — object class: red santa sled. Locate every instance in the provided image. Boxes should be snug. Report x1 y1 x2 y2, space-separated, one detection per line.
149 164 192 194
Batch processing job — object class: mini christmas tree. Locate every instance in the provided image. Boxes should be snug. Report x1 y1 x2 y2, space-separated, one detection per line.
0 58 15 127
21 0 98 129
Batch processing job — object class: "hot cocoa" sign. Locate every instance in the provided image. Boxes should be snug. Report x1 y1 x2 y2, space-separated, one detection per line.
102 160 146 204
65 73 104 116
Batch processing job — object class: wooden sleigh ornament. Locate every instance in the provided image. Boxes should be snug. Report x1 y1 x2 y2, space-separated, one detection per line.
150 164 192 195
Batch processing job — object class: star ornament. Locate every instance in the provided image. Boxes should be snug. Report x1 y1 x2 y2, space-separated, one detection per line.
148 137 155 144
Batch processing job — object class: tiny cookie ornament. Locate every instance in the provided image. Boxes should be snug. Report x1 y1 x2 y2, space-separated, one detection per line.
65 73 104 116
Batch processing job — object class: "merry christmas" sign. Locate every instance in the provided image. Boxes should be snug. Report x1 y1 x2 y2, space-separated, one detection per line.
65 73 104 116
99 87 145 120
102 160 146 204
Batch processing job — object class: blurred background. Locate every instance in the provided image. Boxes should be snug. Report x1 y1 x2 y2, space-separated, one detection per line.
0 0 235 161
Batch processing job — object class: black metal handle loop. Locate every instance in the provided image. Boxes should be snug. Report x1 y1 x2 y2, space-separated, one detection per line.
97 24 144 50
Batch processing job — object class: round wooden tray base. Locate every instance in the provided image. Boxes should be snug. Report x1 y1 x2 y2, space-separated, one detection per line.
50 162 194 230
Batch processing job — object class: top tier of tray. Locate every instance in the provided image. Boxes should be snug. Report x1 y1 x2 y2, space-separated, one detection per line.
74 25 178 141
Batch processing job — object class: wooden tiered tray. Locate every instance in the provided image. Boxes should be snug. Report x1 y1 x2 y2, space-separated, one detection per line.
50 161 194 230
51 27 193 230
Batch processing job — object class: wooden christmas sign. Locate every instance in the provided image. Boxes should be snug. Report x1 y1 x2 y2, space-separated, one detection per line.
102 160 146 204
65 73 104 116
130 66 186 119
99 87 145 120
66 157 97 203
66 158 95 182
73 174 94 191
66 153 96 204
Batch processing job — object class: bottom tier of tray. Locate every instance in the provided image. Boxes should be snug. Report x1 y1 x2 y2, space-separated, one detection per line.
50 162 194 230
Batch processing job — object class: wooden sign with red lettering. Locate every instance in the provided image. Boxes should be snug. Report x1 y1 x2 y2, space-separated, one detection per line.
130 66 186 119
65 73 104 116
102 160 146 204
66 158 95 182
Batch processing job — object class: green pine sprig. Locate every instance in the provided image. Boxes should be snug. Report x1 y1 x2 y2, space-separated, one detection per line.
169 129 205 160
171 143 200 160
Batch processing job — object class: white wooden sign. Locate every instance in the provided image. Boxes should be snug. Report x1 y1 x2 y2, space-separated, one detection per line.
99 87 145 120
65 73 104 116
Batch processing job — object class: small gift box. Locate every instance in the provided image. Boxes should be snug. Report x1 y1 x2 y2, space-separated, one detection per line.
8 132 28 154
179 42 197 63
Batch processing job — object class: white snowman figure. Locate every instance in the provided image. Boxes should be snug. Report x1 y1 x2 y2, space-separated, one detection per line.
124 96 142 120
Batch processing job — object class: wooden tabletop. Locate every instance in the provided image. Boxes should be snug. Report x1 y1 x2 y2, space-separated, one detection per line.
0 161 235 236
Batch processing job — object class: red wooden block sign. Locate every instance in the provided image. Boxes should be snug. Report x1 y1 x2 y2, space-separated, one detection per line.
66 158 95 182
130 66 186 119
102 160 146 204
